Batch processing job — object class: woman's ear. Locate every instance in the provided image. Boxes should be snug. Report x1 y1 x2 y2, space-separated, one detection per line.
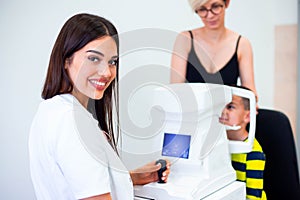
225 0 231 8
64 58 70 69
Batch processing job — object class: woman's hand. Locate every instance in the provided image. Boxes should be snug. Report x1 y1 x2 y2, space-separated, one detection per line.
130 160 170 185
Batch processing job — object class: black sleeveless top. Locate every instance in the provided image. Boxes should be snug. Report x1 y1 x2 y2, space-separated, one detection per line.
185 31 241 85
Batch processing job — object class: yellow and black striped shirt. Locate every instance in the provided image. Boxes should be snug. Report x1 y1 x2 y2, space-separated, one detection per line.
231 138 267 199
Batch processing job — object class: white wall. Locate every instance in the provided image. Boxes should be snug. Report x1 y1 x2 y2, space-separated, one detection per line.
0 0 297 199
228 0 298 108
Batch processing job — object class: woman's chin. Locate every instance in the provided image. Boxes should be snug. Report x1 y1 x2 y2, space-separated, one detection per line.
91 92 104 100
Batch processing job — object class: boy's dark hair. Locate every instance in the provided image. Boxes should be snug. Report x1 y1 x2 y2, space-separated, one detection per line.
241 96 250 111
228 84 251 111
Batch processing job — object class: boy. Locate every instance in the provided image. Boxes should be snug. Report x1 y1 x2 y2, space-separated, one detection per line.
219 92 267 200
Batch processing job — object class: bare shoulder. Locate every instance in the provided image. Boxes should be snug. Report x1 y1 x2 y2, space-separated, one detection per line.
227 31 253 55
173 30 193 52
238 35 252 49
176 30 192 41
236 35 253 60
226 30 253 57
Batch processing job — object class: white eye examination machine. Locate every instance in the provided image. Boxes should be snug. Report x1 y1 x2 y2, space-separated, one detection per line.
122 83 256 200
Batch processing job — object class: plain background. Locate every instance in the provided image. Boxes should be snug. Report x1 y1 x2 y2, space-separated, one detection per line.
0 0 298 199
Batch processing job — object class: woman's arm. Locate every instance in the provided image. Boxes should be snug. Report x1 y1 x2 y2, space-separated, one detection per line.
81 193 112 200
237 37 258 102
170 31 192 83
130 160 170 185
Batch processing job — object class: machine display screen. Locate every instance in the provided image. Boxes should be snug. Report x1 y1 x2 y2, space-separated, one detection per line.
162 133 191 159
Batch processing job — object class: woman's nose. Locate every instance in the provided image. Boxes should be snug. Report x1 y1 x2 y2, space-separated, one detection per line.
97 64 111 77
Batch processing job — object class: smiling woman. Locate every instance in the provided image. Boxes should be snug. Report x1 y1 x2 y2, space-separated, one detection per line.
41 13 120 153
65 36 118 107
28 13 170 200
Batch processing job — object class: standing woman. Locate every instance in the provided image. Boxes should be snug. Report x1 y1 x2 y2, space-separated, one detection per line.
171 0 258 102
29 13 169 200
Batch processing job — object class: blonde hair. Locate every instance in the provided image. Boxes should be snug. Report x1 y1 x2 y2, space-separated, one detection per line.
188 0 210 11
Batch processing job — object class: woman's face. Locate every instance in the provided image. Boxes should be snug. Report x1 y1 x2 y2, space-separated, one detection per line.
196 0 226 29
66 36 118 107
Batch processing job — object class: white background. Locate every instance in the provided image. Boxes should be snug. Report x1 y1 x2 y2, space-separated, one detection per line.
0 0 297 199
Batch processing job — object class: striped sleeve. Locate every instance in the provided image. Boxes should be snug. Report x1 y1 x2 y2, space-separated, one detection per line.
231 138 267 200
245 139 266 200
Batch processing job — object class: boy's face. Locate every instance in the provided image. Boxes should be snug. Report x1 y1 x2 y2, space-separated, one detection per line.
219 95 250 127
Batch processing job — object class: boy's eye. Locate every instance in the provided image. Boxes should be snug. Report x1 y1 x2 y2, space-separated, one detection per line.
227 105 235 109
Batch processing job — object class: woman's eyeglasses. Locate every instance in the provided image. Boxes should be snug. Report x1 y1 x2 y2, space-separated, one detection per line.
196 4 224 18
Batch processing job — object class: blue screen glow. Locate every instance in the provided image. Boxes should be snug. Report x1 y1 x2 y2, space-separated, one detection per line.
162 133 191 159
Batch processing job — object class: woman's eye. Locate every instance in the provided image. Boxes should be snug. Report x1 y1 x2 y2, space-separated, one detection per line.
108 59 118 66
198 8 207 12
88 56 100 62
212 4 219 9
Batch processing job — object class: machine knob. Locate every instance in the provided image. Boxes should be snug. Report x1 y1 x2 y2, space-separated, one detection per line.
156 159 167 183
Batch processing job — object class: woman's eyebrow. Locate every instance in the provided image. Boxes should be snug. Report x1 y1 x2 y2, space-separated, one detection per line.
87 50 118 59
86 49 104 56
